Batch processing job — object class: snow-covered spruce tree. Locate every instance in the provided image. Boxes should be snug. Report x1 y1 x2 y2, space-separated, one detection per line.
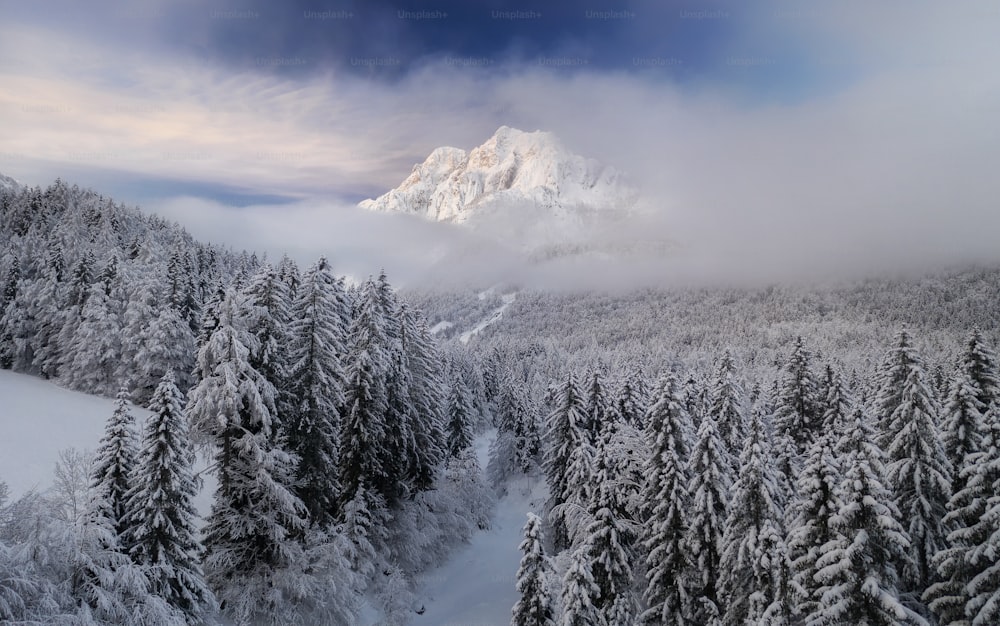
774 336 822 456
72 493 182 625
339 277 392 510
131 296 196 403
400 305 447 493
959 328 1000 409
584 370 611 445
91 387 139 543
613 371 648 430
685 411 731 623
940 368 986 494
124 372 215 621
187 288 312 624
924 402 1000 625
284 258 346 527
446 375 474 458
585 504 636 624
65 276 124 394
707 350 745 472
543 374 589 549
640 373 692 626
880 332 952 595
786 431 842 619
720 408 791 625
490 373 541 484
560 543 600 626
555 440 597 547
809 408 921 626
512 512 556 626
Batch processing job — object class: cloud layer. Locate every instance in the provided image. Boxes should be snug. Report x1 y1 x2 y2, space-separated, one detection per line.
2 1 999 286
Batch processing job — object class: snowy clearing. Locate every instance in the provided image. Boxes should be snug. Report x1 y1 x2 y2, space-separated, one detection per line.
459 291 517 344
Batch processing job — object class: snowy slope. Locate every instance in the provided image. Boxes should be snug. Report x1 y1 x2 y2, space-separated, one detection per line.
359 126 639 225
459 291 516 344
0 370 213 516
0 171 23 193
411 433 549 626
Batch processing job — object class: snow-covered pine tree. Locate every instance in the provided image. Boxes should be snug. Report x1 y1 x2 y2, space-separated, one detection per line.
446 375 474 458
91 387 138 543
613 371 647 430
133 300 195 402
66 276 124 394
809 407 920 626
586 505 636 625
490 372 541 483
400 306 447 492
880 332 952 594
640 373 692 626
560 543 600 626
924 402 1000 625
786 431 842 619
959 328 1000 409
543 374 589 548
774 336 822 455
940 368 986 494
124 372 215 621
719 407 790 625
512 512 556 626
284 258 346 527
584 370 610 445
187 288 309 624
685 411 731 623
707 351 745 472
339 277 392 510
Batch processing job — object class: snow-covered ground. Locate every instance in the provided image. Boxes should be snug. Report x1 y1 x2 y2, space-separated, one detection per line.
459 291 517 344
0 370 213 515
0 370 146 497
410 431 548 626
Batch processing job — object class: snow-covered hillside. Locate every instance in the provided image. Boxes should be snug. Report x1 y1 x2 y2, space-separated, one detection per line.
360 126 640 225
0 370 213 515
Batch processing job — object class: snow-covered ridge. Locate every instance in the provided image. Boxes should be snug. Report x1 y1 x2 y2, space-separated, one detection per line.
0 171 23 193
359 126 640 224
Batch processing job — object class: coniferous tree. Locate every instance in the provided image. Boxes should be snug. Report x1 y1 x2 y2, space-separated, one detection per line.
512 513 555 626
187 288 308 624
284 258 346 527
787 431 842 619
925 403 1000 625
640 373 692 626
446 376 474 458
91 387 139 542
339 278 392 509
560 544 600 626
809 408 918 626
66 278 123 394
613 372 647 430
959 328 1000 409
543 374 589 548
124 373 215 621
584 370 610 445
774 336 822 455
720 408 790 625
686 411 731 623
707 351 744 471
400 306 447 492
880 332 952 594
940 369 986 494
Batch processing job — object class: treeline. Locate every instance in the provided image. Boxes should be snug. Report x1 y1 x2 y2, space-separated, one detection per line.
0 179 494 624
502 330 1000 626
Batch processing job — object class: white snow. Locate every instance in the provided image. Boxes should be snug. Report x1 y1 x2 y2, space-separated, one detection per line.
0 370 213 516
411 431 549 626
459 292 516 344
429 320 454 335
359 126 639 225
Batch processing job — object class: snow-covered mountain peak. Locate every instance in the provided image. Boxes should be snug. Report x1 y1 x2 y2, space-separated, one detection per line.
359 126 640 225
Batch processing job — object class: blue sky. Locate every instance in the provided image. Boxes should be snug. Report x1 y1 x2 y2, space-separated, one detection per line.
1 0 999 282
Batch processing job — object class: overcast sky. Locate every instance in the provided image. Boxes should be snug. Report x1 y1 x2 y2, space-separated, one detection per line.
1 0 999 285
